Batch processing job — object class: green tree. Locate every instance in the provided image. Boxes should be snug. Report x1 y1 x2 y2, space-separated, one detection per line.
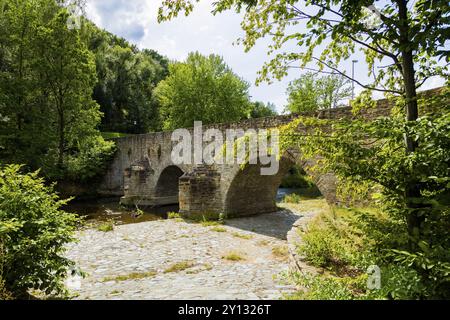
249 101 277 118
286 73 352 113
279 94 450 298
0 0 114 181
0 0 43 168
35 9 97 170
154 52 251 129
0 164 80 298
84 22 169 133
158 0 449 143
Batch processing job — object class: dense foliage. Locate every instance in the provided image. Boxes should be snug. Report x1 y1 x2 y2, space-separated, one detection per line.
0 242 12 300
280 165 315 189
159 0 449 90
83 22 169 134
0 165 80 298
280 90 450 299
0 1 276 183
0 0 115 181
249 101 278 118
155 52 252 130
285 73 352 113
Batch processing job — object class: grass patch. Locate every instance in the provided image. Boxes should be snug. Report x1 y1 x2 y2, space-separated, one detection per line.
178 234 190 238
200 220 223 227
203 263 213 271
272 245 289 259
97 220 114 232
287 204 405 299
167 212 182 219
164 261 195 273
211 226 227 232
298 206 384 269
280 165 314 188
185 263 214 274
102 270 157 282
257 240 270 246
278 198 330 215
186 269 200 275
101 132 131 139
231 232 253 240
222 251 246 262
186 212 223 222
109 290 123 295
282 188 323 203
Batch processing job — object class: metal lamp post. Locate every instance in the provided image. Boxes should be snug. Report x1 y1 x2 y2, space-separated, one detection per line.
351 59 358 100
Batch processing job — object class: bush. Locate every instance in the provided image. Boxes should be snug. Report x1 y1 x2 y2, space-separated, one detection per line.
0 243 13 300
280 166 314 188
97 220 115 232
283 193 302 204
66 135 116 182
281 96 450 299
167 212 182 219
286 272 367 300
299 207 368 269
0 165 80 298
294 204 450 299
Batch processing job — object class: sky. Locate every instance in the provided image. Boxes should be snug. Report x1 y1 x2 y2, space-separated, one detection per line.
85 0 446 113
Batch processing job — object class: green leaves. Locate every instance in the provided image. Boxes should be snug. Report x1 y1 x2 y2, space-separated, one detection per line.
87 24 169 134
0 0 117 182
159 0 449 96
279 93 450 298
154 52 251 130
0 164 80 297
0 218 23 235
249 101 277 118
285 72 352 113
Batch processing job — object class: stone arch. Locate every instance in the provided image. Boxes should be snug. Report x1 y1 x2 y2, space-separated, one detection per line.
154 165 185 205
223 151 336 217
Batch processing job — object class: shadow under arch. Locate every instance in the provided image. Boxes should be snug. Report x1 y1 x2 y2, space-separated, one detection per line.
222 152 330 239
223 151 329 217
154 165 185 205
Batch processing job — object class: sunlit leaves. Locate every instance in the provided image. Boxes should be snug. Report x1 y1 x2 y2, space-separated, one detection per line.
0 164 80 297
286 72 352 113
158 0 449 95
154 52 251 130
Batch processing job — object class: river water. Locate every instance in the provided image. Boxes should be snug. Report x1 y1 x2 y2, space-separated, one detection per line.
65 188 299 226
64 198 176 226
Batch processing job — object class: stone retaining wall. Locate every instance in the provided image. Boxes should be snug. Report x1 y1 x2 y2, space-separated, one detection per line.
286 211 320 275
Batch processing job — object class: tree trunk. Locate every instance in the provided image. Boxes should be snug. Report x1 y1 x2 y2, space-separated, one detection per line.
398 0 422 251
57 106 64 169
402 50 423 250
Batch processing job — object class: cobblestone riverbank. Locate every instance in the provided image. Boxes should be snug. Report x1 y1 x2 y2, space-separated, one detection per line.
66 208 309 300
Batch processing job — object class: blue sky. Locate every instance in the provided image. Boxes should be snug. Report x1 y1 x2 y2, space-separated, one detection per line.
85 0 446 113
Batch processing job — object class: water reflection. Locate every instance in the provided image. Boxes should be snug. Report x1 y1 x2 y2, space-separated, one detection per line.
276 188 301 202
66 188 301 227
64 198 177 226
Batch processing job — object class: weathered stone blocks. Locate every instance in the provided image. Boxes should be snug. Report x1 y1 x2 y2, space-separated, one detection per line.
97 89 444 218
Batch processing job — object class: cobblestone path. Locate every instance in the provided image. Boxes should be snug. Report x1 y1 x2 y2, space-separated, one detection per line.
66 209 303 300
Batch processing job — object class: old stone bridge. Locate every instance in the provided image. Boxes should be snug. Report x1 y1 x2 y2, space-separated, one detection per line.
95 94 401 219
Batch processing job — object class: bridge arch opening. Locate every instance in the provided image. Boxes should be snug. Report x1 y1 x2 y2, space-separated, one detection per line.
155 165 184 206
224 156 323 217
277 164 323 202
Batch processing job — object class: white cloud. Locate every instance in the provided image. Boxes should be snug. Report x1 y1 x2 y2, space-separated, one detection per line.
85 0 295 112
85 0 447 113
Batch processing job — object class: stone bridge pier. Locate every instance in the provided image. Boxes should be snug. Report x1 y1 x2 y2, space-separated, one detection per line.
177 155 337 219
